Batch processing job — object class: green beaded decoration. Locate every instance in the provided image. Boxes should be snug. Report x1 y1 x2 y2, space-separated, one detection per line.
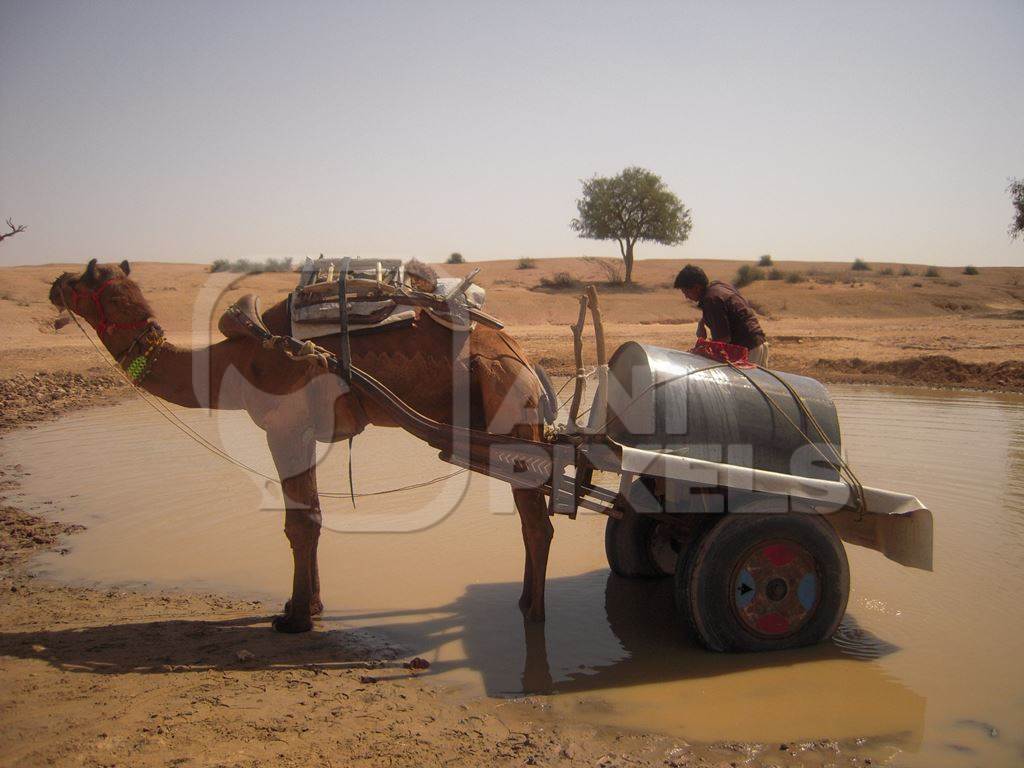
127 355 148 381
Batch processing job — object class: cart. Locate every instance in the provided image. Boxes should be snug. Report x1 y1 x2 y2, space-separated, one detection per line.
230 279 933 653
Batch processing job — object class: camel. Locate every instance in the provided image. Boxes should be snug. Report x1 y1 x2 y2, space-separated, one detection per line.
49 259 554 633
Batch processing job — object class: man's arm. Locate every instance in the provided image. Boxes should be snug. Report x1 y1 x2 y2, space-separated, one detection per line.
696 318 707 339
703 297 732 343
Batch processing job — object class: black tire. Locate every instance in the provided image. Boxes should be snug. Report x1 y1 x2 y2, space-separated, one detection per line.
677 511 849 652
671 515 720 614
606 479 668 578
606 481 717 579
604 512 667 578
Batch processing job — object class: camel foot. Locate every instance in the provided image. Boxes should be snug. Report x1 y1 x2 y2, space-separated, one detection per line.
283 598 323 617
272 613 314 634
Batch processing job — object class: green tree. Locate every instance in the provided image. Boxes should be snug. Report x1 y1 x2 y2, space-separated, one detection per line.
570 167 691 284
1009 178 1024 240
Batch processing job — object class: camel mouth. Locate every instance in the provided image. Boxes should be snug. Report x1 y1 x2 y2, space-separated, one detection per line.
48 273 75 310
49 274 79 330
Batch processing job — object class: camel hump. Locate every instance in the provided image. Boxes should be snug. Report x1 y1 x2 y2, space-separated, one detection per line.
219 293 270 340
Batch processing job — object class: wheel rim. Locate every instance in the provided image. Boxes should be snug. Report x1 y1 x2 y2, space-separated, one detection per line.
730 539 821 638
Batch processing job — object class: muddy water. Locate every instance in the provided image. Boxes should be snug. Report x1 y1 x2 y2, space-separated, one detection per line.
3 386 1023 766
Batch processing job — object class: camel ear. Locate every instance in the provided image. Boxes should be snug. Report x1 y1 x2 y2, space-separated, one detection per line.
84 259 98 282
119 259 131 276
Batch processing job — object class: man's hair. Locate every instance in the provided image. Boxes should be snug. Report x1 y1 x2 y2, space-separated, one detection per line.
673 264 709 290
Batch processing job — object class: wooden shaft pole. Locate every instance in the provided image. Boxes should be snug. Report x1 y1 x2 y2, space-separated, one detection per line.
567 293 590 428
586 285 608 433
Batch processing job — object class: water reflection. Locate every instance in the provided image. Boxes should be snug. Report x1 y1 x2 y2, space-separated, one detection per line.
1004 417 1024 515
327 569 924 746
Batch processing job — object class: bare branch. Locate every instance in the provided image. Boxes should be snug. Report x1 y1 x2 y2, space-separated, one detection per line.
582 255 624 285
0 218 27 244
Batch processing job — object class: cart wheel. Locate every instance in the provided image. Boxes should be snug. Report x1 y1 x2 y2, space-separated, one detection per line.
677 512 849 652
605 512 674 578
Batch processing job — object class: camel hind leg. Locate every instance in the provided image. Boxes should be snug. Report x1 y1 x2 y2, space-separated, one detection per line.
513 487 553 622
476 354 553 623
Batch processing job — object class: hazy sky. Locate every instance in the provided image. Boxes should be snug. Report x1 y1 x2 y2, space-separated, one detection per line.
2 1 1022 267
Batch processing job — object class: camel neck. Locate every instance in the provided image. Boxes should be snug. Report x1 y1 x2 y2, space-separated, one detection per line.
133 342 205 409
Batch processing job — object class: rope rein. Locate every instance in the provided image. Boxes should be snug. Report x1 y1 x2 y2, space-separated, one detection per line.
56 280 866 514
58 290 467 502
579 352 867 514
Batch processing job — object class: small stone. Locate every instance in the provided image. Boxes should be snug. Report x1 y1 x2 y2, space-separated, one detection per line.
235 649 255 662
358 675 378 684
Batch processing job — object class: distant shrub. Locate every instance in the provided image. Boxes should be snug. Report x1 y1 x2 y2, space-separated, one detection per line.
879 267 894 276
963 265 980 275
851 258 871 271
900 266 914 276
765 268 785 281
210 257 293 273
734 265 765 288
785 271 805 284
263 257 294 272
758 254 773 267
539 271 582 290
924 266 940 278
447 252 465 264
816 274 838 285
912 282 923 287
517 257 536 270
582 255 624 285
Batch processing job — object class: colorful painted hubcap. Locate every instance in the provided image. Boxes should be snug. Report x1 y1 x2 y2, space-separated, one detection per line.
732 540 820 637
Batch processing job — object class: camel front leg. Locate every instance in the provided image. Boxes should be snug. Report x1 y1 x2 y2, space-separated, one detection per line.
513 487 553 623
283 536 323 617
266 427 321 633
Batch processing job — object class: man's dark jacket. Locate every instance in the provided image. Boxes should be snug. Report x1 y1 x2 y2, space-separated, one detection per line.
696 281 765 349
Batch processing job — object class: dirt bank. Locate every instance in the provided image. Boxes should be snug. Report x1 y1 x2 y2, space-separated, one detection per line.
0 371 125 432
808 355 1024 391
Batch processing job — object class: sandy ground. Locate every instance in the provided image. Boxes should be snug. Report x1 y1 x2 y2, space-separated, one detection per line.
0 256 1020 766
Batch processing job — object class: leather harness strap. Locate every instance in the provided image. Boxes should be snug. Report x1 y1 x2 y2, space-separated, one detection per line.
71 279 149 337
337 257 356 506
338 257 352 384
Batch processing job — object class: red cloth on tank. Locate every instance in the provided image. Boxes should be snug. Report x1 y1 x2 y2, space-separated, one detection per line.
691 338 756 368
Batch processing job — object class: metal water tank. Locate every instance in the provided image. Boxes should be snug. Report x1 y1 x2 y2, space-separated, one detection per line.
595 342 841 481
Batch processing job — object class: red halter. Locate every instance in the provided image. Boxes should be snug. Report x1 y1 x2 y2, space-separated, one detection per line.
70 279 149 337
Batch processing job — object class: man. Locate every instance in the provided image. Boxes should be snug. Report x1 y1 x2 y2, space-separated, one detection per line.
673 264 769 366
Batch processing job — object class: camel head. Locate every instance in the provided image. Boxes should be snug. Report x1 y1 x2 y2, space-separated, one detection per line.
49 259 154 337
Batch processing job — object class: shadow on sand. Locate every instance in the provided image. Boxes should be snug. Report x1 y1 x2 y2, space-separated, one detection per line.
1 570 899 695
0 569 927 751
